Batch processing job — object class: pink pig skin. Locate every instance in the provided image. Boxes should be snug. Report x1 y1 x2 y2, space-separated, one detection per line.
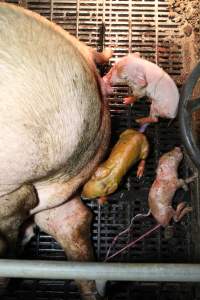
103 53 179 120
148 147 192 227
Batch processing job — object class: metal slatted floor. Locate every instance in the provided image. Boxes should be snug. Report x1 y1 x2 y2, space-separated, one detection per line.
2 0 199 299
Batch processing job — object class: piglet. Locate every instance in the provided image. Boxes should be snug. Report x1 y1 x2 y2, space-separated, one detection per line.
82 129 149 200
103 52 179 124
148 147 195 227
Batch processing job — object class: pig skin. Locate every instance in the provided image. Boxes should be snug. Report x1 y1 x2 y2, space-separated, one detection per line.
148 147 192 227
0 3 110 201
35 197 99 300
0 4 110 299
103 52 179 121
0 184 38 256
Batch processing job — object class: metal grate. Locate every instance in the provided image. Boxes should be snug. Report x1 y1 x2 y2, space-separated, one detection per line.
2 0 198 299
2 280 199 300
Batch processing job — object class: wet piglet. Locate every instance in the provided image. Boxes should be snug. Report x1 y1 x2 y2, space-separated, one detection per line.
82 129 149 200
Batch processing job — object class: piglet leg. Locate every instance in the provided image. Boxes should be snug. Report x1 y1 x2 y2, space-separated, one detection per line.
123 96 138 105
34 196 103 300
137 159 146 178
172 175 196 222
177 174 198 191
136 116 158 125
173 202 192 222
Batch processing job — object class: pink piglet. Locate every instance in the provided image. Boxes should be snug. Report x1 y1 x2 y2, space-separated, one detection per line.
103 52 179 125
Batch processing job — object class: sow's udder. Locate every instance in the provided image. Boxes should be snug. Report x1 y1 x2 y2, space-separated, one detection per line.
0 3 108 197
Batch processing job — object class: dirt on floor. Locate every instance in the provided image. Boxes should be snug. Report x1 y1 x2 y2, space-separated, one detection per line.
169 0 200 79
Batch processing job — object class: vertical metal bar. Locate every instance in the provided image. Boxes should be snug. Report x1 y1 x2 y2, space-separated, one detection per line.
108 0 112 48
155 0 159 64
102 0 106 24
127 0 133 133
76 0 80 38
97 1 104 51
50 0 54 22
18 0 27 8
36 227 40 257
154 0 161 259
127 0 133 261
100 0 106 52
97 203 101 260
95 0 99 48
154 122 161 260
128 0 132 54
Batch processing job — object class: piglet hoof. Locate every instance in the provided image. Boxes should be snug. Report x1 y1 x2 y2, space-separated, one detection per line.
98 197 108 206
173 202 192 222
136 160 145 179
123 96 137 105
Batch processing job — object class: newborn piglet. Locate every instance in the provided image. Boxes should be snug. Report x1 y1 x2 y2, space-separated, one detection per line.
148 147 196 227
104 147 196 261
82 129 149 203
103 52 179 125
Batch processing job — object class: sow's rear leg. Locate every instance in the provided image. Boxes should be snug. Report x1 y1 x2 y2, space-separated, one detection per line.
0 185 38 290
0 184 38 256
35 197 103 300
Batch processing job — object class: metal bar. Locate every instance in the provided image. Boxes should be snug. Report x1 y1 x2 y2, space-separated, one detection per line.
0 260 200 282
76 0 80 38
128 0 132 53
155 0 158 64
97 203 101 260
102 0 105 24
18 0 27 9
50 0 54 22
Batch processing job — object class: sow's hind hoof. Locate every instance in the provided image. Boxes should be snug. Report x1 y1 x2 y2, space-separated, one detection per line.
77 280 106 300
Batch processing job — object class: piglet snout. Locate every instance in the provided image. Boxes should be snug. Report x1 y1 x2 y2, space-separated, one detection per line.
171 147 183 161
174 146 181 153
